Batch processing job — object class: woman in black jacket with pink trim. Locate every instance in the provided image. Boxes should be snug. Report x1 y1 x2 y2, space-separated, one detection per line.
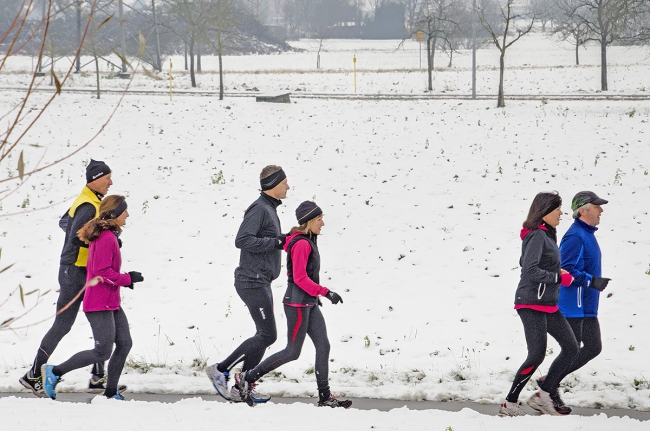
235 201 352 409
499 191 579 417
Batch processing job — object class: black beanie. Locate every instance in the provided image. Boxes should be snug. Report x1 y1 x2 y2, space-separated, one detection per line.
86 159 111 183
296 201 322 225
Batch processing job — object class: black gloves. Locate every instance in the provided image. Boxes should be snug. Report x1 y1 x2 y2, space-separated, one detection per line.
591 277 611 291
127 271 144 290
276 234 287 249
326 291 343 305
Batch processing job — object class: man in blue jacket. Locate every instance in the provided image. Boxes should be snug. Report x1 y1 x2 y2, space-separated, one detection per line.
557 191 610 383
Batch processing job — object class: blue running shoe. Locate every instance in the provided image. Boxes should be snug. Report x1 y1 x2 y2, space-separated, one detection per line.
206 363 230 400
108 391 126 401
41 365 60 400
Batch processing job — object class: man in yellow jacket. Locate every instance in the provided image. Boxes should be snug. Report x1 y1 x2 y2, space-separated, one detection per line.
20 159 118 396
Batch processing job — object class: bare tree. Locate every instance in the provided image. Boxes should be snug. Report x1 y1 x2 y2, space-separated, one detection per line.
402 0 424 33
164 0 213 87
478 0 536 107
530 0 557 32
410 0 462 91
552 1 590 65
554 0 645 91
204 0 240 100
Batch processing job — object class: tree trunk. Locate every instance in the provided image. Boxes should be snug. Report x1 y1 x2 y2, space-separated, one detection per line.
184 41 188 71
427 37 436 91
600 36 607 91
497 49 505 108
197 43 202 72
219 50 224 101
575 42 579 66
448 46 453 68
189 35 196 88
94 53 100 99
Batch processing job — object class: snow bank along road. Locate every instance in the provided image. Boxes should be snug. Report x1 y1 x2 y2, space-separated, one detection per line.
1 393 649 421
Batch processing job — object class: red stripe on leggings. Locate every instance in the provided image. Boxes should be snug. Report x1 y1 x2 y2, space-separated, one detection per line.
291 308 303 342
521 366 534 375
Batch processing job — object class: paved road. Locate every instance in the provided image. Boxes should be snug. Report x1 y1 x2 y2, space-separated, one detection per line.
2 392 649 420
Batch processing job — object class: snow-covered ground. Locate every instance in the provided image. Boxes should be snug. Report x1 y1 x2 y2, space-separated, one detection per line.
1 34 650 429
2 33 649 94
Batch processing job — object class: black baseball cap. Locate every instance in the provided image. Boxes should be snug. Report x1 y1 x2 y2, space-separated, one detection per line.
571 191 608 211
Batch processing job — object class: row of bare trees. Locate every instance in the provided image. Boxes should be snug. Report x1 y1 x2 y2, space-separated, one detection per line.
403 0 650 107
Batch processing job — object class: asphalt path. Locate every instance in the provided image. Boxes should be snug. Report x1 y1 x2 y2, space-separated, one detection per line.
2 392 649 420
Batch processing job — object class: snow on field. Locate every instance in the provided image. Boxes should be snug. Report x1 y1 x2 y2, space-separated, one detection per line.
1 33 649 94
1 36 650 429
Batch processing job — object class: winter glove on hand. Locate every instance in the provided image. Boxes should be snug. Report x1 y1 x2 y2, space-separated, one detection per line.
326 291 343 305
591 277 611 291
129 271 144 284
560 272 573 287
276 234 288 250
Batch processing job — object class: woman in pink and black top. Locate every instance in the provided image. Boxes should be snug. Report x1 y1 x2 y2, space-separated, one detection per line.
499 191 579 417
236 201 352 409
41 195 143 401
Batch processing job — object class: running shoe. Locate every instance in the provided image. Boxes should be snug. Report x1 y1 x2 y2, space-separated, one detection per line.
107 391 127 401
230 384 271 403
88 374 127 394
535 376 571 415
206 363 230 400
19 371 46 397
527 390 560 416
498 401 527 417
41 365 61 400
550 391 572 415
318 393 352 409
235 371 256 407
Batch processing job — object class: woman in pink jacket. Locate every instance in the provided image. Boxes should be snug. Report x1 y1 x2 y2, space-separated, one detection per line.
41 195 143 400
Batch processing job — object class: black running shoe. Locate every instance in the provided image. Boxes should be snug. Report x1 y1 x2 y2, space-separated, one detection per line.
235 371 256 407
88 374 127 394
550 391 572 415
19 371 46 397
318 394 352 409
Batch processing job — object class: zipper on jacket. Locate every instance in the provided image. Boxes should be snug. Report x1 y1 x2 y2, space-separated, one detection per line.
537 283 546 300
577 286 582 308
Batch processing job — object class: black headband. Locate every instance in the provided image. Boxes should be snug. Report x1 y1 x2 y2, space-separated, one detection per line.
106 201 128 219
260 169 286 191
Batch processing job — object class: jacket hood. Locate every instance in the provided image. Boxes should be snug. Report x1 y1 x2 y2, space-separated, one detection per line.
283 231 302 252
520 224 549 240
283 231 319 252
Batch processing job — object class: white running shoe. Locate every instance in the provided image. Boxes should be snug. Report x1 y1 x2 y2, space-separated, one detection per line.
230 384 271 404
527 390 561 416
206 363 230 400
498 401 527 417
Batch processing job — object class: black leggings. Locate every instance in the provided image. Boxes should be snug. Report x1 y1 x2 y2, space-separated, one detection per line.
247 304 331 393
32 265 104 378
560 317 602 379
53 308 132 393
218 285 277 373
506 308 579 402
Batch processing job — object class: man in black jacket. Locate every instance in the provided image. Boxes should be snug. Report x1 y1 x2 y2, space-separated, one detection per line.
20 159 121 396
206 165 289 402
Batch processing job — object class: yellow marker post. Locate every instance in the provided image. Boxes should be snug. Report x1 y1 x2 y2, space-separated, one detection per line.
169 59 173 101
353 55 357 93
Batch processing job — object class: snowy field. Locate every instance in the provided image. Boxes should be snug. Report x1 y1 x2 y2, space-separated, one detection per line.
1 32 650 94
1 35 650 429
